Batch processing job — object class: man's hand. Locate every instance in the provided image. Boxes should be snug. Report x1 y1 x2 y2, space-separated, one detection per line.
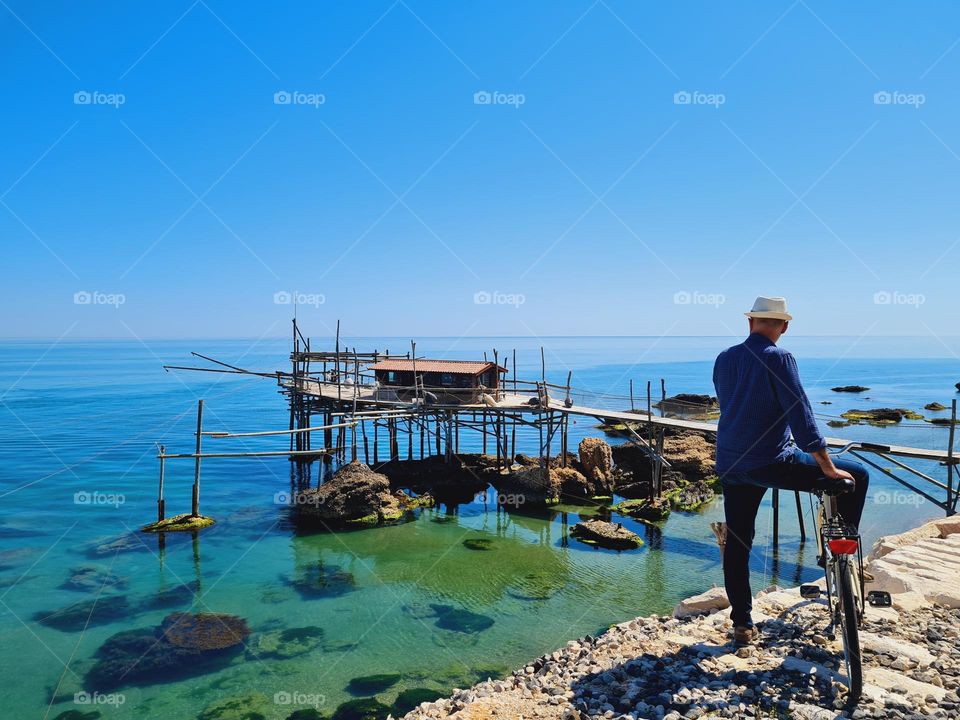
812 448 855 484
823 467 855 483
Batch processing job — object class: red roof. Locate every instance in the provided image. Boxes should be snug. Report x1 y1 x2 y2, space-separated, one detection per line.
368 359 507 375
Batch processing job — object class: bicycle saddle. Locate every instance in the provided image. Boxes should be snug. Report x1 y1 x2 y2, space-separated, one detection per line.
823 477 855 496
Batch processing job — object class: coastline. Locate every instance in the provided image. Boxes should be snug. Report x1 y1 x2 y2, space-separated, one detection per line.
399 516 960 720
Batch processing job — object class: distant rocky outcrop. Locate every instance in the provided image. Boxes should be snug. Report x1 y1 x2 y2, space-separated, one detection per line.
841 408 924 426
832 385 870 392
653 393 719 419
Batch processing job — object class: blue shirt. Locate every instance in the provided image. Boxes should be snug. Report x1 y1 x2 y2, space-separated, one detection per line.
712 332 825 475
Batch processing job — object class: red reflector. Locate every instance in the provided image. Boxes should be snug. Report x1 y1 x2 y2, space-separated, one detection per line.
828 538 859 555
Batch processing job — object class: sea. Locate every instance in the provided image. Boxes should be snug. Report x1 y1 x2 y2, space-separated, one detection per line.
0 335 957 719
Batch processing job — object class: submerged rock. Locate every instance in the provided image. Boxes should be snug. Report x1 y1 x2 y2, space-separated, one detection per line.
430 604 494 633
392 688 442 715
138 581 200 611
462 538 494 551
35 595 130 632
331 697 391 720
570 519 643 550
253 625 325 660
52 712 102 720
286 561 356 599
161 612 250 651
346 673 401 694
61 565 128 592
198 692 269 720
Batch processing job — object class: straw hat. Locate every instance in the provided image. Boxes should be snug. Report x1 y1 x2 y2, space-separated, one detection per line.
744 296 792 321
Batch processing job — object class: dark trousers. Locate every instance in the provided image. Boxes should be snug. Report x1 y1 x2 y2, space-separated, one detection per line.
720 447 869 628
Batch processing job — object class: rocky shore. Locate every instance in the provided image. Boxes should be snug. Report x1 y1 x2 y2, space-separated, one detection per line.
399 517 960 720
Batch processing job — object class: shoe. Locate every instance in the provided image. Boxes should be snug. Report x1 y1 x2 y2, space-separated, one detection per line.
824 478 855 496
733 625 755 646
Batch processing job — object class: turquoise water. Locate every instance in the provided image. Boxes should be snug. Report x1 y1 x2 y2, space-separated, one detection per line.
0 336 956 719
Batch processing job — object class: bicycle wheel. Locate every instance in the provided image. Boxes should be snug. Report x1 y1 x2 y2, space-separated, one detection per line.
836 558 863 702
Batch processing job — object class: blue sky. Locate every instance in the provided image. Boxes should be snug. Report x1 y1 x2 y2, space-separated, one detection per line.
3 1 960 340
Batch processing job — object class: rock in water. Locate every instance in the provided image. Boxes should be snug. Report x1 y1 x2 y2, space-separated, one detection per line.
198 692 269 719
570 519 643 550
578 438 614 485
332 697 392 720
347 673 401 694
430 604 495 633
160 612 250 651
831 385 870 392
291 461 427 527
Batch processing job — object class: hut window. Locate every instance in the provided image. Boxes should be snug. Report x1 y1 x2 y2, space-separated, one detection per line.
440 373 454 386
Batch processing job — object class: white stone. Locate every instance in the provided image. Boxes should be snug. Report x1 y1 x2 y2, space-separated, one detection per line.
672 585 729 618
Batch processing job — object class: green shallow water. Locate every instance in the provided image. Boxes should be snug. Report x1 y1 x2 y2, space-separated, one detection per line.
0 337 951 719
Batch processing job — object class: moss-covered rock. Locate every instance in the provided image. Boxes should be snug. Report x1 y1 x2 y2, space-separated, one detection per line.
142 513 215 533
346 673 401 694
841 408 923 426
925 402 948 411
612 497 671 522
52 711 102 720
161 612 250 651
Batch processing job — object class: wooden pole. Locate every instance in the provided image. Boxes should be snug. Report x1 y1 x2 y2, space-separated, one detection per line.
191 400 203 517
629 379 634 412
948 400 957 515
157 444 166 522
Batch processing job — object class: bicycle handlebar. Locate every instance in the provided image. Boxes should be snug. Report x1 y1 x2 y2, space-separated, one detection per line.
829 441 891 456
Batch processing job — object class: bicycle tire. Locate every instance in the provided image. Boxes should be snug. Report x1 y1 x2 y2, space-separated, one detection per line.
837 558 863 702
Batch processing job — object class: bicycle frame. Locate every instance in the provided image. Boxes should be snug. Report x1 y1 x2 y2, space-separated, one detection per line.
812 492 865 632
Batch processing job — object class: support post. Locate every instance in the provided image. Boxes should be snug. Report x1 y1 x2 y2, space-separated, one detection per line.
794 490 806 541
191 400 203 518
772 488 780 549
948 400 957 515
157 444 166 522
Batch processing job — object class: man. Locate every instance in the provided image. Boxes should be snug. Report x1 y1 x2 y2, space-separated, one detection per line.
712 296 869 645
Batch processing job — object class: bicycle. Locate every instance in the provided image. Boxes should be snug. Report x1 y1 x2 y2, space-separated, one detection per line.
798 441 892 704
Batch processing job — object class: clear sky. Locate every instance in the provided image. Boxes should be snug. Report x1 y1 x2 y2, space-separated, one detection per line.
2 1 960 340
